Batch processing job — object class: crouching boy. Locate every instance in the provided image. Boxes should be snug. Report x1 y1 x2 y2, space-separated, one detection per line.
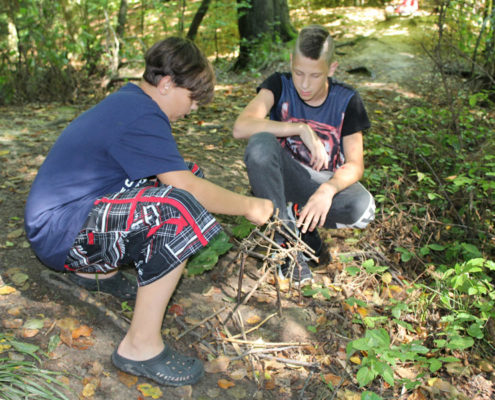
25 37 273 386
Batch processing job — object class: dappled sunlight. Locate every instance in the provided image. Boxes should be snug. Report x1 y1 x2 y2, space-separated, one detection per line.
361 81 421 99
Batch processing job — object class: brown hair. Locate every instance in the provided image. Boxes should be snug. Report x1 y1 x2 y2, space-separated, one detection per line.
143 37 215 105
294 25 335 65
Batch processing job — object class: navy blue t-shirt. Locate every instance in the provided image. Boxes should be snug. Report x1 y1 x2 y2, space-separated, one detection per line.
25 83 188 270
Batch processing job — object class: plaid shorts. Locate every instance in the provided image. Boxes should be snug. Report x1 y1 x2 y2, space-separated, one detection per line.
65 165 222 286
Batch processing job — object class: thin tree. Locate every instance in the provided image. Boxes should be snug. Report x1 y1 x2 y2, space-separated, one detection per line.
187 0 213 41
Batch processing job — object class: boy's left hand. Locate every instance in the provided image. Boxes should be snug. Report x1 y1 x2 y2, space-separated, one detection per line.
246 198 274 226
297 184 336 233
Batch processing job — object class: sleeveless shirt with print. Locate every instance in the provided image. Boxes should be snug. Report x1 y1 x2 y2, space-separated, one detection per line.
270 75 355 172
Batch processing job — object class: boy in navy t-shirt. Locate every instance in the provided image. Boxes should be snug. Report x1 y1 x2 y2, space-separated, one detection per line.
25 37 273 387
233 25 375 284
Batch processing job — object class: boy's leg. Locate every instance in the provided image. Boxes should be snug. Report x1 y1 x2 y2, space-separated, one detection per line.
244 132 315 229
118 261 186 360
67 180 220 386
323 182 375 229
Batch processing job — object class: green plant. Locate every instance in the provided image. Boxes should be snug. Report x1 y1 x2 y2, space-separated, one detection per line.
186 231 233 276
0 334 71 399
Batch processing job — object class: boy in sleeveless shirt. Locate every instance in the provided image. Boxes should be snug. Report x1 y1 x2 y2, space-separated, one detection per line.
233 25 375 284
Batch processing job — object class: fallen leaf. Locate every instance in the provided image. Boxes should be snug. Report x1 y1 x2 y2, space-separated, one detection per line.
218 379 235 389
7 307 22 316
89 360 104 376
184 316 201 325
323 372 343 386
255 294 272 303
7 228 23 239
117 370 138 387
10 272 29 286
444 361 469 376
137 383 163 399
0 285 16 295
382 272 392 284
246 315 261 325
56 318 79 330
59 329 73 347
72 336 94 350
204 355 230 373
407 389 427 400
23 319 44 330
58 376 70 386
168 304 184 317
350 356 361 365
229 367 247 380
479 359 493 372
72 325 93 339
265 380 276 390
341 390 361 400
2 318 23 329
21 328 39 338
356 307 368 318
81 382 96 397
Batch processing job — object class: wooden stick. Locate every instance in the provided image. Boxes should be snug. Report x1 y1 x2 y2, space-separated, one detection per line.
218 337 312 347
235 310 258 381
298 370 315 400
236 253 248 304
257 354 319 369
230 346 301 361
177 306 228 339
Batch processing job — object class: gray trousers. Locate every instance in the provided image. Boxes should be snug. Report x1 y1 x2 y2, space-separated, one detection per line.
244 132 375 230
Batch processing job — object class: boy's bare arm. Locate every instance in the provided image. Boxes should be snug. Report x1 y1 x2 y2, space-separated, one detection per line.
297 132 365 233
157 170 273 226
233 89 328 170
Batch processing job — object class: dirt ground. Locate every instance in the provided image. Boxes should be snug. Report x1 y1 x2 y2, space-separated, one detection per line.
0 8 446 400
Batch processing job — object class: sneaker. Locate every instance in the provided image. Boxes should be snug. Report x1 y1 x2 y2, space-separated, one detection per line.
301 229 323 258
277 251 313 286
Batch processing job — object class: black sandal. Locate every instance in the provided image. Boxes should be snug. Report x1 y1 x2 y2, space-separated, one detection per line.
111 345 204 387
67 270 137 300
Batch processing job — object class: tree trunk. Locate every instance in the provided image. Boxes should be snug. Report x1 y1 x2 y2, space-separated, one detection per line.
234 0 296 71
116 0 129 38
2 0 21 65
187 0 212 41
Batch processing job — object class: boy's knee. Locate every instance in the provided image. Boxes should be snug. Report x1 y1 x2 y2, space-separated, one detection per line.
348 191 375 228
244 132 279 166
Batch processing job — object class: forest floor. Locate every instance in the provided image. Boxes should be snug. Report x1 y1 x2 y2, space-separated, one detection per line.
1 6 493 400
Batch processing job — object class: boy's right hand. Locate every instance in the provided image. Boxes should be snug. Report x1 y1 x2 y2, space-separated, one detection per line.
245 198 274 226
299 124 329 171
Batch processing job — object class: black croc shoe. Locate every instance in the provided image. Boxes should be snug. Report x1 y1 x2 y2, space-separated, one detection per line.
112 345 204 387
68 270 137 300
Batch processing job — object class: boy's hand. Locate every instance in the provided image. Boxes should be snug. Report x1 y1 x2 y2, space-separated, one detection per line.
298 124 329 171
297 183 336 233
245 198 274 226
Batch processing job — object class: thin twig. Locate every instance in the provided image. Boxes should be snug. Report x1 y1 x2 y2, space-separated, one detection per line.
236 310 258 382
298 370 314 400
230 312 278 339
218 337 312 347
257 354 319 369
229 346 301 361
